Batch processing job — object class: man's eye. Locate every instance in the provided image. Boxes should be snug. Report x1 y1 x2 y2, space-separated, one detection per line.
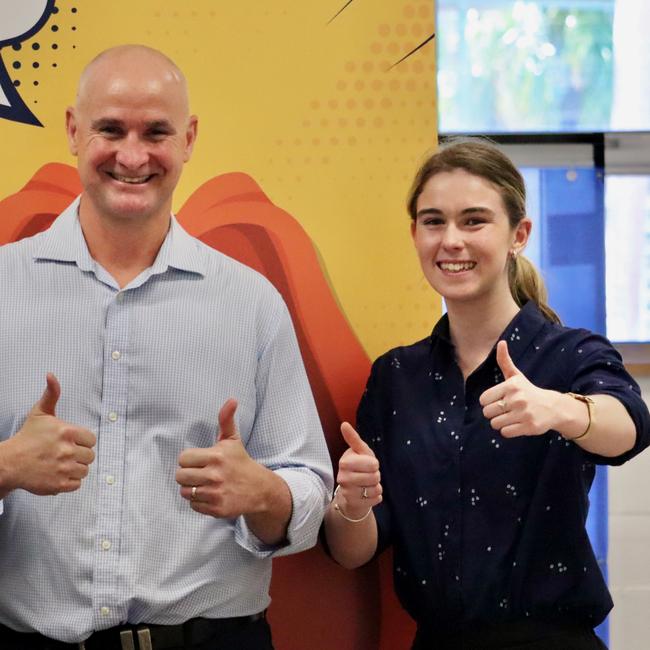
147 129 170 140
100 126 122 137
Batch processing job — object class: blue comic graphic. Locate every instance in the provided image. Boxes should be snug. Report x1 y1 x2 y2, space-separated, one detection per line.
0 0 56 126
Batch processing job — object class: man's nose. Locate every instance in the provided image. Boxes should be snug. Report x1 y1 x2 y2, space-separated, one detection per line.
114 134 149 169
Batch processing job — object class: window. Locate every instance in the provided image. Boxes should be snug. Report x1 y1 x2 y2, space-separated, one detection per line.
437 0 650 133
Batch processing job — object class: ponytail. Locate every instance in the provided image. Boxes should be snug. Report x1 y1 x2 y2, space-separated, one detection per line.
508 254 561 324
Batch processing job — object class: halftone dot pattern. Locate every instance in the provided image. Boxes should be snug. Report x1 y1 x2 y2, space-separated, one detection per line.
256 0 439 356
278 3 435 167
3 1 79 105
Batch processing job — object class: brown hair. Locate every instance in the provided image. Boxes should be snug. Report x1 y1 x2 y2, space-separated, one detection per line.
407 138 561 324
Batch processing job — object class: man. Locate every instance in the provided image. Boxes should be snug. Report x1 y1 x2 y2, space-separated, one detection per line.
0 45 333 649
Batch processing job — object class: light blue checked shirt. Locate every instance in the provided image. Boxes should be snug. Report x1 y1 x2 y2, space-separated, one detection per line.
0 197 333 643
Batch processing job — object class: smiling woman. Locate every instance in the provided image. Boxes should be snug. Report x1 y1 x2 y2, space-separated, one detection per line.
407 140 560 333
324 138 650 650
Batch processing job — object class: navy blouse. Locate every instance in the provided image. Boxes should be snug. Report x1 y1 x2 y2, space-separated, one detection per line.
358 301 650 635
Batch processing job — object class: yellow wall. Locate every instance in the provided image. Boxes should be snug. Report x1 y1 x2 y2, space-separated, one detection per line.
0 0 441 359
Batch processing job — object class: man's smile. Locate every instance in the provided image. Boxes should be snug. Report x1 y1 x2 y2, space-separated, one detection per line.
106 171 156 184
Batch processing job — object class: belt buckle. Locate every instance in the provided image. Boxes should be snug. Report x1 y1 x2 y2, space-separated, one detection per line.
136 627 153 650
78 626 153 650
120 629 136 650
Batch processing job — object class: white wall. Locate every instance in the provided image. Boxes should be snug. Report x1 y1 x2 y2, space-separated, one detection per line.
608 375 650 650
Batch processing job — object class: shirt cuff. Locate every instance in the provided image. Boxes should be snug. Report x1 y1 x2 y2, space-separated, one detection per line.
233 468 329 559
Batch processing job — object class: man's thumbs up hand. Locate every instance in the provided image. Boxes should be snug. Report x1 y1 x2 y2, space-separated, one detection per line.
0 374 96 496
177 398 269 519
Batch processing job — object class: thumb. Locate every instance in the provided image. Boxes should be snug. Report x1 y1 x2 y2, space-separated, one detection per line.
341 421 375 457
496 340 520 379
32 373 61 416
217 398 240 442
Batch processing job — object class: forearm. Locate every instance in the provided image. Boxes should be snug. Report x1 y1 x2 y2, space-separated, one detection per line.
323 499 378 569
554 392 636 457
243 468 293 546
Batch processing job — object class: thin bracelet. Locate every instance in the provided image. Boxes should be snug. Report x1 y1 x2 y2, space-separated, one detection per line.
563 393 595 441
332 485 372 523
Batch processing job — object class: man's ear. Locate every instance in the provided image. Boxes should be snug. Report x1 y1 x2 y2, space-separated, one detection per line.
65 107 79 156
183 115 198 163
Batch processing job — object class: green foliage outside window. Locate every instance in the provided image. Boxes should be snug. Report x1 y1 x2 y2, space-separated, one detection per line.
438 1 615 133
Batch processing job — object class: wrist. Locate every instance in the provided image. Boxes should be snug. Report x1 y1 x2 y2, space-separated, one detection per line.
256 465 290 514
558 392 594 441
0 438 18 495
332 485 372 523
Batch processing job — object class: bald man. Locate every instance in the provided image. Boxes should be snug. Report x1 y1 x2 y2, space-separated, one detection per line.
0 45 332 650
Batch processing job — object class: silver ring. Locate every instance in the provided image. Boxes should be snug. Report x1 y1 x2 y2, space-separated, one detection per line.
362 487 369 499
497 399 507 413
191 486 198 501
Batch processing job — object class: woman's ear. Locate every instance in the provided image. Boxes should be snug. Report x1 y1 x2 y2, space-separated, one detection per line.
512 217 532 255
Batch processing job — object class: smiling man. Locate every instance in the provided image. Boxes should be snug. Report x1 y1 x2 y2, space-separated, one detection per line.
0 45 332 650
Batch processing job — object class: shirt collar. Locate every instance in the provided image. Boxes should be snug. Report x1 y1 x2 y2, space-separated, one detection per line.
34 195 206 278
430 300 549 362
154 214 206 277
33 197 92 269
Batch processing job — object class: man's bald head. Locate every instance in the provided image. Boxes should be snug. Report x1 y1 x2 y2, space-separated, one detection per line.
65 44 198 227
75 45 190 115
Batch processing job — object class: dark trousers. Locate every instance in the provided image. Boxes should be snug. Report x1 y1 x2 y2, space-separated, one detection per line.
0 617 274 650
412 621 608 650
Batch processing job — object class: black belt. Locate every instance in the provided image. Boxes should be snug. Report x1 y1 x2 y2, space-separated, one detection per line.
0 613 266 650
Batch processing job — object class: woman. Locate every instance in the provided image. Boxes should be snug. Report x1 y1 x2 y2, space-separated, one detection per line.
324 139 650 649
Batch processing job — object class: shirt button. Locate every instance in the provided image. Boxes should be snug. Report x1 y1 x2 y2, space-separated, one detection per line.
100 606 110 616
111 351 121 361
108 412 118 422
106 475 115 485
116 293 124 302
101 540 112 551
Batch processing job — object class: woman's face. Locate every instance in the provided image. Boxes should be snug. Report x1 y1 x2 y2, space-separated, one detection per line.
411 168 530 308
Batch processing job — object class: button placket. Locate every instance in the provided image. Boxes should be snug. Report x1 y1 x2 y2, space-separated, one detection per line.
92 290 131 627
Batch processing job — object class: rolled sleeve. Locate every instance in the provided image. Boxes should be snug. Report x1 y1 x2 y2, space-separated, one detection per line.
234 297 333 557
234 467 330 558
569 333 650 465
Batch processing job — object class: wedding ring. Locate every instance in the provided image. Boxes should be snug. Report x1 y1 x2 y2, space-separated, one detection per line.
497 399 507 413
362 487 369 499
191 486 198 501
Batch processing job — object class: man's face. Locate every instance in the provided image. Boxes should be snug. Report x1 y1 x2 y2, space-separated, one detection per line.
65 52 197 225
